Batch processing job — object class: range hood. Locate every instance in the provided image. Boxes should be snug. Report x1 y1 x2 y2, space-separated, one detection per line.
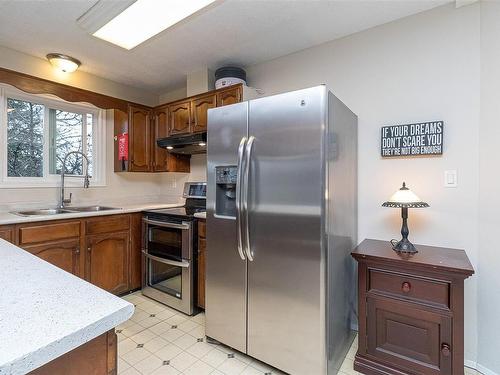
157 132 207 155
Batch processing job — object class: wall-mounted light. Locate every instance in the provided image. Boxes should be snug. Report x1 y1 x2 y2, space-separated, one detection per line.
46 53 81 73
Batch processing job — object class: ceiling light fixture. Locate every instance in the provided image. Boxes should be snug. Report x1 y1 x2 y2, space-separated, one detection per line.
46 53 81 73
92 0 218 50
198 142 206 146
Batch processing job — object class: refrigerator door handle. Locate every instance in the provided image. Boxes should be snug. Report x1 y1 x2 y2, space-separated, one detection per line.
236 136 247 261
243 136 255 261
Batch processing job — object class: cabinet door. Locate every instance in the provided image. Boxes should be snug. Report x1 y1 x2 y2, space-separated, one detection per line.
129 105 152 172
0 225 14 243
367 296 452 375
216 86 242 107
86 232 130 295
168 101 191 135
152 105 169 172
192 94 216 133
197 237 206 309
24 239 80 276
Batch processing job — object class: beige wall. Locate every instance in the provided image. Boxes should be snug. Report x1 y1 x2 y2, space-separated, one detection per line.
246 2 481 367
0 45 158 106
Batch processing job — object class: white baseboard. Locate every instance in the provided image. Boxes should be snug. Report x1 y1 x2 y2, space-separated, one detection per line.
464 359 499 375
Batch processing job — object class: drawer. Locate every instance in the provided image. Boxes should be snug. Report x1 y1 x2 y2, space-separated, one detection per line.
369 269 450 309
85 215 130 235
19 221 80 245
0 225 14 243
198 220 206 238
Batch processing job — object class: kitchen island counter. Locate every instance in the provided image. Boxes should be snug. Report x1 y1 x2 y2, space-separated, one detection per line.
0 239 134 375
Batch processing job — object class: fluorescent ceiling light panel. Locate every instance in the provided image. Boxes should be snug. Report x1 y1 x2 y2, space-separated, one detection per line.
93 0 217 50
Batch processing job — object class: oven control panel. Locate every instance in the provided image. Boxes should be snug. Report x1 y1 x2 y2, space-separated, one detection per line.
216 166 237 185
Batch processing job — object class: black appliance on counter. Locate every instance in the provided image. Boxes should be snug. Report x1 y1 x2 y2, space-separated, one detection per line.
141 182 206 315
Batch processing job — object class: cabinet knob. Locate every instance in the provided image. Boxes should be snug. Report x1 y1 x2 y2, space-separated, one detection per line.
441 343 451 357
402 281 411 293
75 247 80 254
87 247 91 253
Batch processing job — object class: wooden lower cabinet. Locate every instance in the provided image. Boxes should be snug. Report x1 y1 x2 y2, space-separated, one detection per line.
352 239 474 375
0 213 142 296
86 232 130 295
366 296 452 375
197 220 206 309
24 240 81 276
129 213 143 290
29 330 117 375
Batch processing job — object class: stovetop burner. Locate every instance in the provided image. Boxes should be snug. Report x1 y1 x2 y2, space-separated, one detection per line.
143 182 206 220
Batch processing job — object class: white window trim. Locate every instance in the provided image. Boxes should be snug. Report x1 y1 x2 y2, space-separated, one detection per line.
0 84 106 188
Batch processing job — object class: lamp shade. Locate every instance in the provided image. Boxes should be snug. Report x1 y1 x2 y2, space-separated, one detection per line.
382 182 429 208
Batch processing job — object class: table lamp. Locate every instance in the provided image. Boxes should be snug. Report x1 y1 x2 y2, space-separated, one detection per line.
382 182 429 253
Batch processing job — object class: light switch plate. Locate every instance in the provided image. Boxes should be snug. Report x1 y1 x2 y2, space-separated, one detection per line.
444 170 458 187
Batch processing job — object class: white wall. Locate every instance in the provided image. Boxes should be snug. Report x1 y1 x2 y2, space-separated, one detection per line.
0 46 158 106
477 2 500 374
246 2 481 366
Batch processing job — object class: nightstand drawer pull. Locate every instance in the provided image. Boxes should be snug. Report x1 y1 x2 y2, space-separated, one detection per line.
402 281 411 293
441 343 451 357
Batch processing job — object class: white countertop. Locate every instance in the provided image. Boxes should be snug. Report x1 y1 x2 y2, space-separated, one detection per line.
194 211 206 219
0 239 134 375
0 202 183 226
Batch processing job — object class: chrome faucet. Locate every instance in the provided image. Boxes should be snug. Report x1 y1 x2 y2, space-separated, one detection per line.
59 151 90 208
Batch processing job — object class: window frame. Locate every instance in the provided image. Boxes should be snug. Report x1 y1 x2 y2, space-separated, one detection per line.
0 84 106 188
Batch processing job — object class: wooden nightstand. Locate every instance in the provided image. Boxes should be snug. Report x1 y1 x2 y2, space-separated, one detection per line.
351 239 474 375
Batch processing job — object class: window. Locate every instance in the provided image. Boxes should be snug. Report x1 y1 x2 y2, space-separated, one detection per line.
1 85 105 187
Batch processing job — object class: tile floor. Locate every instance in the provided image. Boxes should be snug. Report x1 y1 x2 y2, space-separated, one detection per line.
118 292 483 375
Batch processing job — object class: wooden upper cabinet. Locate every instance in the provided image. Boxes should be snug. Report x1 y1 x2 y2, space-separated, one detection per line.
191 94 216 133
129 105 152 172
168 101 191 136
86 232 130 295
24 239 81 276
216 85 242 107
152 105 170 172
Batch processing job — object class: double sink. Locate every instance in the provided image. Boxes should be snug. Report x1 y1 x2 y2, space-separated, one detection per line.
13 206 120 217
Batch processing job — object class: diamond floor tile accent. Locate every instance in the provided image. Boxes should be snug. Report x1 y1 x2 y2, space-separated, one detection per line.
119 291 481 375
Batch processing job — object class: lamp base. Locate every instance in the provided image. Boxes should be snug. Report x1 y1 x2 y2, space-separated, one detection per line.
390 238 418 254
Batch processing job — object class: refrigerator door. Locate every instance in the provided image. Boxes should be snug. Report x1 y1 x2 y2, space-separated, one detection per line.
246 86 328 374
206 102 248 353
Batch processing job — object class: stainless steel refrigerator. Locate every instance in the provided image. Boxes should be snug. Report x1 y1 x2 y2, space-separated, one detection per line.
206 85 358 374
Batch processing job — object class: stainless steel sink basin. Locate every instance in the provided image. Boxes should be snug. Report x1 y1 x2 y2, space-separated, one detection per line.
13 208 76 217
12 206 121 217
68 206 120 212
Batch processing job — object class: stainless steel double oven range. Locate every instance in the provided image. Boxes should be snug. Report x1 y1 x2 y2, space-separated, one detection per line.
141 182 206 315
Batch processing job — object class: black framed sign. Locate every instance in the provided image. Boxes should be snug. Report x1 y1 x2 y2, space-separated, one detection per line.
381 121 444 157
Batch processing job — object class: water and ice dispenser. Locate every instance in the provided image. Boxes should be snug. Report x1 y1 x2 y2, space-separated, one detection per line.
215 166 238 217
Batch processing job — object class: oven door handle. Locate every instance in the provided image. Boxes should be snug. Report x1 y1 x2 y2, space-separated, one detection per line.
142 250 190 268
143 218 191 230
